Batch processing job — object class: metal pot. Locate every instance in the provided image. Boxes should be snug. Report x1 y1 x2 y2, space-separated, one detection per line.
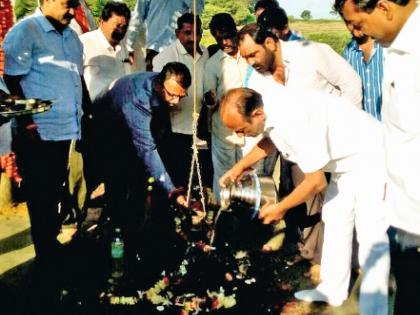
220 171 278 218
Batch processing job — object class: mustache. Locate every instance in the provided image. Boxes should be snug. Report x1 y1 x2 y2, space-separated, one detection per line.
63 13 74 20
112 30 126 41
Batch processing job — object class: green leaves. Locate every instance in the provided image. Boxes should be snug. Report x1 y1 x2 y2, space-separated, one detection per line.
201 0 255 29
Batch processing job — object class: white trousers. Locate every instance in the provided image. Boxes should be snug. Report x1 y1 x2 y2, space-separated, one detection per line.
317 169 390 315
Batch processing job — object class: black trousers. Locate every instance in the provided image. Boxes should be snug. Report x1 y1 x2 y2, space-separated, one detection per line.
389 227 420 315
145 49 159 72
14 126 70 260
166 133 193 188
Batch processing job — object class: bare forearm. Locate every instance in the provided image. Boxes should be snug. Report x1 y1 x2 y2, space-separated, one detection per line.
277 176 324 213
237 137 275 171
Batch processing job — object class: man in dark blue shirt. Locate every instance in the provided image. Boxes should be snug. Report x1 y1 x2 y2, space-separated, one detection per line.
83 62 191 231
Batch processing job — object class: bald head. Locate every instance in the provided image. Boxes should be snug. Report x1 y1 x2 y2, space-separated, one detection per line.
220 88 266 137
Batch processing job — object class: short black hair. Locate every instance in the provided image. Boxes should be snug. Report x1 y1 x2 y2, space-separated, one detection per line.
156 62 192 90
333 0 410 14
238 23 278 45
221 88 264 120
101 1 131 22
209 13 237 38
257 7 289 32
177 12 202 30
254 0 280 13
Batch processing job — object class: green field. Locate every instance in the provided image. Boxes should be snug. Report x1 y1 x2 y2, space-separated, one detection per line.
202 19 351 55
290 19 351 54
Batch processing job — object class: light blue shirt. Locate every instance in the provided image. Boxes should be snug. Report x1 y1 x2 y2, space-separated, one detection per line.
3 11 83 140
343 39 383 121
126 0 204 52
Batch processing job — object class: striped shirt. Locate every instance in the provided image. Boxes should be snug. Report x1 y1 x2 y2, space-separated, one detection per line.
343 39 384 121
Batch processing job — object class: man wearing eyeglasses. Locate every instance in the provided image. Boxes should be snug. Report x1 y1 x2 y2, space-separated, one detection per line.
85 62 191 216
82 62 190 279
153 13 208 188
82 61 189 247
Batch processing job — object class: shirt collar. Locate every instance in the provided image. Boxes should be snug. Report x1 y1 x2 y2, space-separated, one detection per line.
388 4 420 54
34 7 73 36
175 39 204 59
279 40 291 67
348 38 360 50
148 74 164 109
97 28 122 53
220 49 241 61
349 38 380 57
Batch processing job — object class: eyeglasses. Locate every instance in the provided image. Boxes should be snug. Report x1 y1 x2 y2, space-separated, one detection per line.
163 85 187 100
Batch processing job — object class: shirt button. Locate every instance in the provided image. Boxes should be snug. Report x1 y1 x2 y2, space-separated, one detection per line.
366 69 370 73
367 83 371 87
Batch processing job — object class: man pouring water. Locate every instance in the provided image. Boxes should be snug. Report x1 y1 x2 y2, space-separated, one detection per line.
219 86 390 315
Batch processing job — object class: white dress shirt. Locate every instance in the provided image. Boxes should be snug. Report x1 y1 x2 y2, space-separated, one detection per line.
153 39 208 135
80 28 133 100
381 5 420 235
280 39 363 107
261 83 383 174
204 49 249 145
242 40 363 155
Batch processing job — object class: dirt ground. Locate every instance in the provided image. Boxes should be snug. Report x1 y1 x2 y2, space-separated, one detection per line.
0 200 383 315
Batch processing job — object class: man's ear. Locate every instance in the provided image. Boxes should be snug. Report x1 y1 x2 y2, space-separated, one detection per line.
175 29 180 38
377 0 393 20
264 37 277 51
282 25 290 36
251 107 265 117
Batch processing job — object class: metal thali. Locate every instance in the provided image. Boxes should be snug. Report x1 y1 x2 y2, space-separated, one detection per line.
0 98 53 117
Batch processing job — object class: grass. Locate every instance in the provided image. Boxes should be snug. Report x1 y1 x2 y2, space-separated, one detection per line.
290 20 351 54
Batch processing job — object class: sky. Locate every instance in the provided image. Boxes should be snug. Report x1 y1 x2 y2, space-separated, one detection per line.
278 0 338 19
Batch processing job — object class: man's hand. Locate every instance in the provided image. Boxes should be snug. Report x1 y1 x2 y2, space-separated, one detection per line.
204 90 217 106
169 187 188 207
128 51 135 65
176 195 188 207
219 164 246 188
259 203 287 225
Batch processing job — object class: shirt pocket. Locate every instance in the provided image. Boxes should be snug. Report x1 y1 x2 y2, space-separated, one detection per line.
387 62 420 134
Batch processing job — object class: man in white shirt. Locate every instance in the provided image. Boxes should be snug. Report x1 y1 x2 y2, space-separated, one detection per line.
203 13 249 203
238 23 363 258
126 0 204 71
77 1 133 212
238 23 362 107
335 0 420 314
153 13 208 187
219 87 390 314
80 1 133 101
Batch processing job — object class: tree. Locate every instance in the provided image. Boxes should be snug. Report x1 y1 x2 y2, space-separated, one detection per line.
13 0 36 20
202 0 254 29
300 9 312 20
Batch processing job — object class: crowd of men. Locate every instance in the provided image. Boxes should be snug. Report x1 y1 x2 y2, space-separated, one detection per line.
0 0 419 314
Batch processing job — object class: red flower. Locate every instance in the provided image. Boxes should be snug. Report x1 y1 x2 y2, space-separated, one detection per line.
211 297 219 310
163 276 170 286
